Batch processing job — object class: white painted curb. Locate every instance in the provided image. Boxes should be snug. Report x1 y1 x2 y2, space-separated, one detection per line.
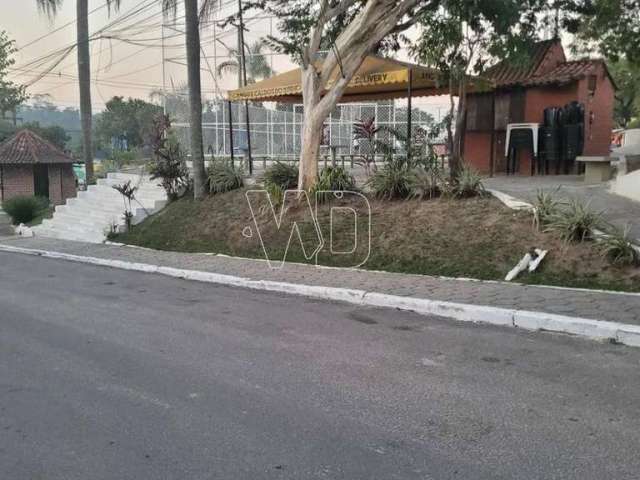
2 243 640 348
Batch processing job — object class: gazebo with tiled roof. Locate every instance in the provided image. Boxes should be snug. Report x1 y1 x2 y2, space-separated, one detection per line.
0 129 78 205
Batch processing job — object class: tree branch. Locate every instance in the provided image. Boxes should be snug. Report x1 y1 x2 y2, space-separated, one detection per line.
306 0 331 67
326 0 360 19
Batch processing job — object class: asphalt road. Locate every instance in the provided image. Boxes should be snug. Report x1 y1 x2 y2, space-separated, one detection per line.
1 252 640 480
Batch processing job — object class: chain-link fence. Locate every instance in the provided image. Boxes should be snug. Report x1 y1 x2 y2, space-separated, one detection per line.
172 100 443 164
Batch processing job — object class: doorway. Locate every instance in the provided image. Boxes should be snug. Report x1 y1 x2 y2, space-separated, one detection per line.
34 164 49 199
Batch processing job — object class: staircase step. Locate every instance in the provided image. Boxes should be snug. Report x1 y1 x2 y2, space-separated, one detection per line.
34 173 167 243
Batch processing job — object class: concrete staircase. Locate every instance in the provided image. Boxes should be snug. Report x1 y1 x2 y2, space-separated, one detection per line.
33 172 168 243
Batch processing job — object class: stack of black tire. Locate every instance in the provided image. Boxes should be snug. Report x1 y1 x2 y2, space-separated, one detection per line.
539 102 585 174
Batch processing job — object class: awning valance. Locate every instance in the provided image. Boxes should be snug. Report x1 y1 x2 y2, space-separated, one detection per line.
228 55 492 103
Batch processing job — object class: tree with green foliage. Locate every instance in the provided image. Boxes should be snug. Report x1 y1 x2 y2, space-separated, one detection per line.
0 31 27 120
0 121 69 149
412 0 553 178
242 0 441 190
608 59 640 129
94 96 162 150
26 122 70 149
562 0 640 128
563 0 640 64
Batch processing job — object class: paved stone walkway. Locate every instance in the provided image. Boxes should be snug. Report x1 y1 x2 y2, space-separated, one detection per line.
485 175 640 242
2 236 640 326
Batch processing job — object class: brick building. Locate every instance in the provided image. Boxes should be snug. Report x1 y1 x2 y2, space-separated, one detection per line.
464 39 616 175
0 129 77 205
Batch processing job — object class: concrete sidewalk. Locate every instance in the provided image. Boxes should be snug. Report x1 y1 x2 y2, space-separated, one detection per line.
1 236 639 328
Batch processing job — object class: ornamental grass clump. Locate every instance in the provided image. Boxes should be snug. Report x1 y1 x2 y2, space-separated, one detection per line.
366 156 415 200
313 166 357 203
453 164 485 198
207 161 244 194
545 199 604 242
599 224 640 266
532 188 563 230
263 161 298 191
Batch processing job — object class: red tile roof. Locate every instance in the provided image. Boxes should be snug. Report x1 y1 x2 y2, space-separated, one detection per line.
484 39 560 87
523 59 604 86
484 39 614 90
0 129 75 165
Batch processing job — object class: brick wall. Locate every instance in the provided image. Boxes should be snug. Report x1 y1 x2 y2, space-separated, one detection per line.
47 164 78 205
524 84 577 124
463 132 493 174
1 164 77 205
578 65 615 156
464 70 615 175
60 164 77 205
48 164 62 205
0 165 34 201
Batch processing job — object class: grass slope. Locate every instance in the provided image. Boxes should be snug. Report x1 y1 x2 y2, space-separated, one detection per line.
115 189 640 292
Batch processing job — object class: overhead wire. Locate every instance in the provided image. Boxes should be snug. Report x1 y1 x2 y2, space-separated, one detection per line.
13 0 277 103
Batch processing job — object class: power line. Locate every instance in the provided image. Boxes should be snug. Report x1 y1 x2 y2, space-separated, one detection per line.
18 0 112 50
13 0 159 74
12 0 278 103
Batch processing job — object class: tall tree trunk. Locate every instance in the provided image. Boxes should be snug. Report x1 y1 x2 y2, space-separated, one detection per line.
185 0 206 199
447 75 468 181
77 0 93 184
298 66 326 190
296 0 421 189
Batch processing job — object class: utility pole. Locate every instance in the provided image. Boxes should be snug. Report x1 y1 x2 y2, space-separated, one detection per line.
237 0 253 174
161 14 167 116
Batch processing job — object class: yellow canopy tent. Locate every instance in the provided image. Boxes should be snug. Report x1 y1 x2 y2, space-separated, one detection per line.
225 55 492 169
228 55 491 102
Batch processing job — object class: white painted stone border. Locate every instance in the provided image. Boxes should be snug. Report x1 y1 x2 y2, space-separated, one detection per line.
2 243 640 348
486 189 534 211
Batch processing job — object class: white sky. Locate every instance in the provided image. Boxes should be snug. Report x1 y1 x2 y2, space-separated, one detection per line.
1 0 463 114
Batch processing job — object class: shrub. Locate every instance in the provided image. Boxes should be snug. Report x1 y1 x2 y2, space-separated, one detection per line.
148 116 190 201
263 161 298 190
112 180 138 231
453 164 485 198
99 158 121 176
366 157 415 200
532 188 562 230
545 199 604 242
409 167 441 200
313 166 356 203
317 166 355 190
2 195 49 225
599 224 640 266
207 161 244 194
110 149 139 167
149 148 190 201
265 182 285 207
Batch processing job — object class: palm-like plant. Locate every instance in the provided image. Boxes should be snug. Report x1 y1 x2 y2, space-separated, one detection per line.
353 116 380 177
216 40 274 84
36 0 121 186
